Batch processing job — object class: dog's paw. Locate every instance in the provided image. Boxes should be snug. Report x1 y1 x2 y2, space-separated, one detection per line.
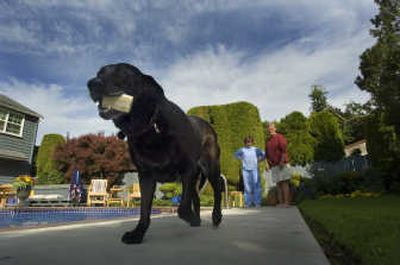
212 210 222 227
177 207 193 224
121 230 144 244
190 218 201 227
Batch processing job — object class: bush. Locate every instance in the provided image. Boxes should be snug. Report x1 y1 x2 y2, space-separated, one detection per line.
152 198 174 207
159 182 182 200
200 194 214 206
298 169 386 201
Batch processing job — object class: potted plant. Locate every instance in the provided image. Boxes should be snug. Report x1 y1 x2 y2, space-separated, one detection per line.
12 175 34 205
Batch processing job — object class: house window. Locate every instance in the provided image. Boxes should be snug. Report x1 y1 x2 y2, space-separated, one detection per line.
0 107 25 137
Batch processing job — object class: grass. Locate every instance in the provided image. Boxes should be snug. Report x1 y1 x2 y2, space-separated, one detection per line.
299 195 400 265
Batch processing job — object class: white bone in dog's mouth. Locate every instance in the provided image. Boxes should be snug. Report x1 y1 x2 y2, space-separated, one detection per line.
101 94 134 113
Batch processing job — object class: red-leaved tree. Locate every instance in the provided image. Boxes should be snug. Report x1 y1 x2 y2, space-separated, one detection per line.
53 133 135 186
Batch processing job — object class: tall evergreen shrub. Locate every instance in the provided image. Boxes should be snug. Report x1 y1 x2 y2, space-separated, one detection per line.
36 134 66 184
188 101 265 189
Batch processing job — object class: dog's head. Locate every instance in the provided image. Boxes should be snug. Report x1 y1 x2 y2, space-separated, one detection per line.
87 63 164 120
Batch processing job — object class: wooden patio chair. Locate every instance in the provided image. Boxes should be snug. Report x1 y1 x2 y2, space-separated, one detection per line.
126 183 141 207
229 191 244 208
87 179 108 207
0 184 16 208
107 185 124 207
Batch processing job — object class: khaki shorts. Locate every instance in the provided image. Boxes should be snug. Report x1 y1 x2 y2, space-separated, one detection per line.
271 165 292 183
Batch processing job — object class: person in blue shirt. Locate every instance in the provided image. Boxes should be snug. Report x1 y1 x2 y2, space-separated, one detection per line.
234 136 265 208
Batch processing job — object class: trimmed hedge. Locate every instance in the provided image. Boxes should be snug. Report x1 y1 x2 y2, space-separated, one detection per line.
188 101 265 189
36 134 66 184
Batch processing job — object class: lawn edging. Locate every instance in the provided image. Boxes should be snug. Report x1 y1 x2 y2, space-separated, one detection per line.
299 207 362 265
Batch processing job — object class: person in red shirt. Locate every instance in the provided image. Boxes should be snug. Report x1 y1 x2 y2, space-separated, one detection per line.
265 122 291 207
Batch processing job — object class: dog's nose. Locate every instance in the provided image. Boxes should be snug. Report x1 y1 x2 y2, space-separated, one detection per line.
87 77 103 102
87 77 102 92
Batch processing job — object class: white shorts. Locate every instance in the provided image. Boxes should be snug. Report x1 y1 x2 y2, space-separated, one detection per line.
271 165 292 183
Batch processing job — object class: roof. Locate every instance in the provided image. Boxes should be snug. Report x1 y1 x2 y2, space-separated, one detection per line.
345 139 367 149
0 93 43 119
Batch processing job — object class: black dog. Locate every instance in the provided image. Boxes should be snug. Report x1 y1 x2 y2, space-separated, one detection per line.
87 63 222 244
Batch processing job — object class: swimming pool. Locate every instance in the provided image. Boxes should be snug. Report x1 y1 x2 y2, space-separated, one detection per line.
0 207 160 229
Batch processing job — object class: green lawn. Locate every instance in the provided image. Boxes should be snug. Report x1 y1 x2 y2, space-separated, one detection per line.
299 195 400 265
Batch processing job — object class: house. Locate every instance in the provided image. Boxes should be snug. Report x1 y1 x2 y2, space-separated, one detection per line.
344 139 368 157
0 94 43 183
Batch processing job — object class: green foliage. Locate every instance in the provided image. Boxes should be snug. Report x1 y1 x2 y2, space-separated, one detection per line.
355 0 400 192
309 110 345 162
298 167 386 202
12 175 34 190
365 112 400 191
312 171 384 197
159 182 182 199
309 85 328 112
278 111 315 166
36 134 66 184
341 101 370 144
356 0 400 135
200 194 214 206
152 198 173 207
188 101 265 189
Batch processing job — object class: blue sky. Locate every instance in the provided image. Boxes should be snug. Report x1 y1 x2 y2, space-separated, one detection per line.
0 0 377 143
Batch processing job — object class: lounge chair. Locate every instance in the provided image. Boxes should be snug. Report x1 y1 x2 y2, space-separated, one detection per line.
87 179 108 206
126 183 141 207
107 185 124 207
29 194 70 207
0 184 16 208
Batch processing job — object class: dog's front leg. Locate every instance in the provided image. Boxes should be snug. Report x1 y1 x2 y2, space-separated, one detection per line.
122 174 156 244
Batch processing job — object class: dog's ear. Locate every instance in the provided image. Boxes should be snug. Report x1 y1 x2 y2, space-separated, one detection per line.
143 75 165 97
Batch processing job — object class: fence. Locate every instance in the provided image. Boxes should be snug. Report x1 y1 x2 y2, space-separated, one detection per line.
310 155 369 178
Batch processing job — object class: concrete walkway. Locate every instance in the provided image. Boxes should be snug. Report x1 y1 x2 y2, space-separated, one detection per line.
0 207 329 265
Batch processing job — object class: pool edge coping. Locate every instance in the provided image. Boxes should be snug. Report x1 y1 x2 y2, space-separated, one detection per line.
0 212 177 238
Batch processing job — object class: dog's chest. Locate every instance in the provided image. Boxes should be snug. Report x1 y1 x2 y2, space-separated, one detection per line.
131 135 181 172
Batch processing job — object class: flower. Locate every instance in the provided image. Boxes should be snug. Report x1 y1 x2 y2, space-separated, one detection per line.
290 173 302 187
12 175 34 190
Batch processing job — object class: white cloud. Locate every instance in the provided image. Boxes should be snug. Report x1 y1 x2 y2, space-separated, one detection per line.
0 0 377 134
161 29 373 122
0 78 117 144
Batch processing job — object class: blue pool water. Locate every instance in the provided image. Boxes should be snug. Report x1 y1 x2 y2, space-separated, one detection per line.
0 208 159 229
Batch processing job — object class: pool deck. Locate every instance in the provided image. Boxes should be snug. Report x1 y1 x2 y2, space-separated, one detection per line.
0 207 329 265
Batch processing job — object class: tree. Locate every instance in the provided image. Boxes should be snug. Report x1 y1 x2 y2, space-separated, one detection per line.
341 101 371 144
309 85 328 112
278 111 315 166
355 0 400 190
53 133 134 186
365 111 400 190
36 134 66 184
309 110 345 162
356 0 400 134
